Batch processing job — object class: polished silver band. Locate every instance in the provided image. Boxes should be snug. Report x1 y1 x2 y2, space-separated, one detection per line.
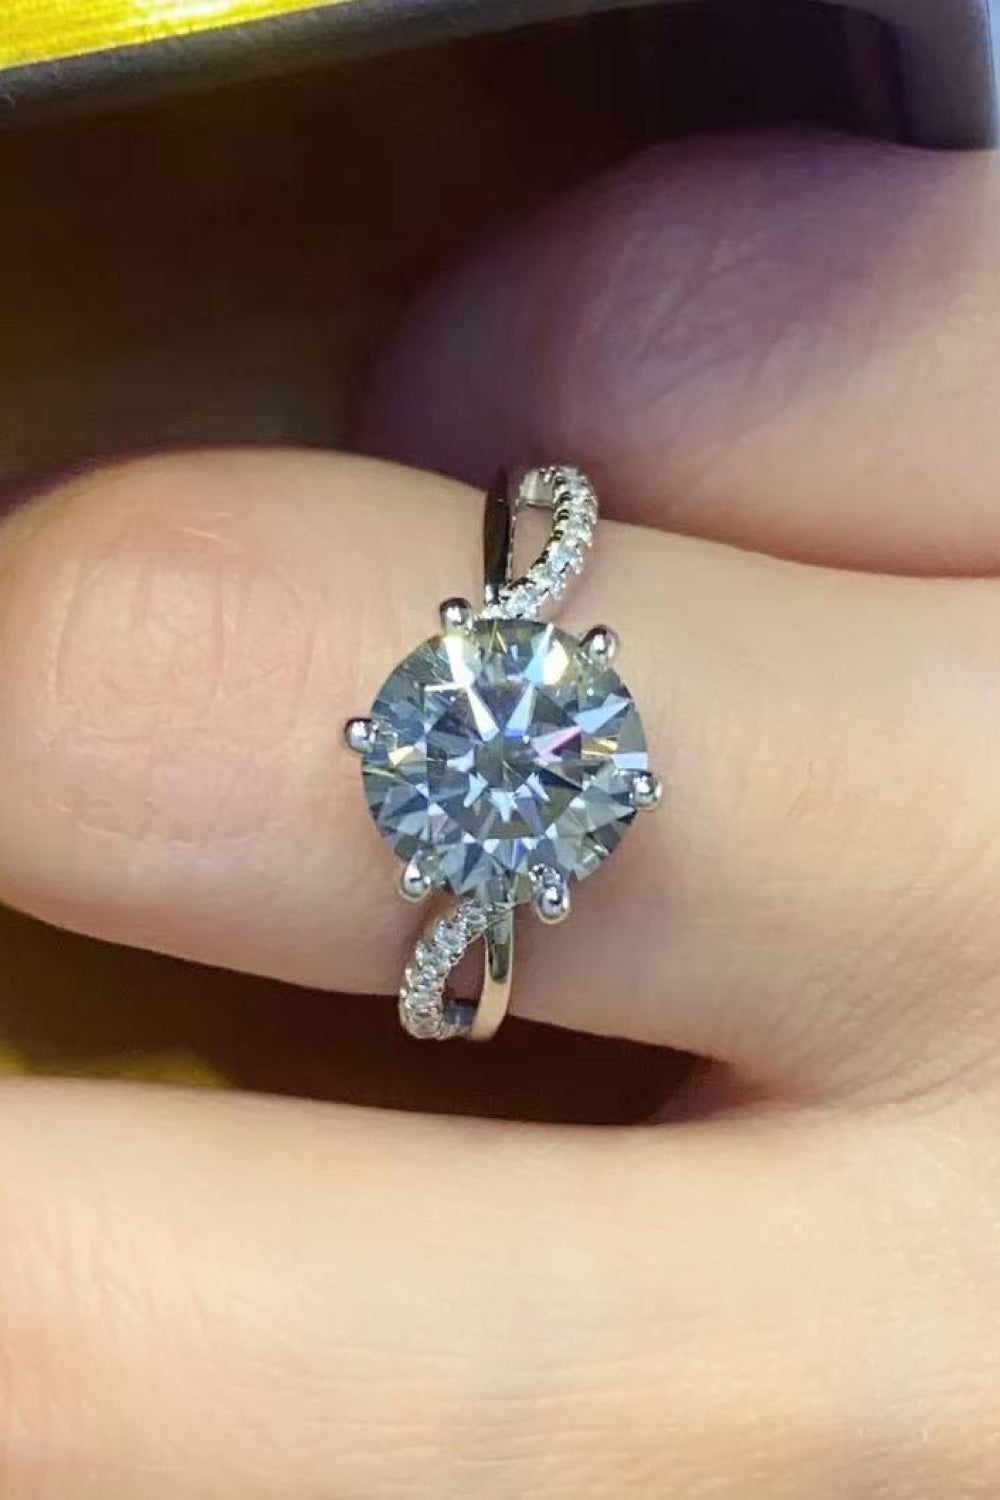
396 465 599 1041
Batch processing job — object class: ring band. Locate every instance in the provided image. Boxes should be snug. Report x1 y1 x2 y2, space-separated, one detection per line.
345 465 660 1041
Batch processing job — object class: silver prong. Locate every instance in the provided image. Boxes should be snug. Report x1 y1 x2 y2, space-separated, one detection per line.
399 854 435 903
530 866 571 925
632 771 662 811
439 597 475 633
581 625 619 666
344 717 376 756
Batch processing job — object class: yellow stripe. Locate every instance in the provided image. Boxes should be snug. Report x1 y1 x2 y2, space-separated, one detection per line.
1 0 356 70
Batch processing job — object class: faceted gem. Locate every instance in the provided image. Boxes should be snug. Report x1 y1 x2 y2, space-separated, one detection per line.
361 620 649 906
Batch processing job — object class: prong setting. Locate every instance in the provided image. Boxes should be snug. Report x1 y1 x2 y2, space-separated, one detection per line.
581 625 619 666
439 597 476 633
631 771 662 811
530 865 571 925
399 853 437 903
344 717 377 756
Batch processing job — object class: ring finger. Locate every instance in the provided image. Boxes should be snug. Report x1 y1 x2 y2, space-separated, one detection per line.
0 450 997 1104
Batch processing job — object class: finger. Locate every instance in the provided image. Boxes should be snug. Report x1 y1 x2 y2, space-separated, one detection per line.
0 1077 987 1500
1 451 997 1103
0 895 680 1125
360 132 1000 575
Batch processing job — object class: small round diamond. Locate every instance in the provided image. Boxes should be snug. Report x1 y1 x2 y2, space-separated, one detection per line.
361 620 649 905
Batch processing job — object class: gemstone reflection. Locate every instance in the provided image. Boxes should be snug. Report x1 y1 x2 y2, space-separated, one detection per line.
361 620 648 905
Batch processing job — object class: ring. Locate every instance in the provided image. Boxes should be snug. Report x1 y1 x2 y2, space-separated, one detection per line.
344 465 661 1041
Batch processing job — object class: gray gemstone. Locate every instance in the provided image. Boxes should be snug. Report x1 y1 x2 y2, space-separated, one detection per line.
361 619 649 906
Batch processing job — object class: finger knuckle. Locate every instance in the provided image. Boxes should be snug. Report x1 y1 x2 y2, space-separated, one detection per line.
0 456 325 904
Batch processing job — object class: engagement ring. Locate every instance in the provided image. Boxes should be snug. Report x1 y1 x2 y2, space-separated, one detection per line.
345 466 660 1040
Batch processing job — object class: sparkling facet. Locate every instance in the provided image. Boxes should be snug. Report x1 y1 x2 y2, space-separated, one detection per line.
361 620 649 905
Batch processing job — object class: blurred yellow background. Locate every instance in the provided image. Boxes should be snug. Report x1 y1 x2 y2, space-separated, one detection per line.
2 0 353 68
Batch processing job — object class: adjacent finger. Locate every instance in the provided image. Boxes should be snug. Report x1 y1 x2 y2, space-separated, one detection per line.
1 452 999 1101
0 1077 988 1500
361 132 1000 575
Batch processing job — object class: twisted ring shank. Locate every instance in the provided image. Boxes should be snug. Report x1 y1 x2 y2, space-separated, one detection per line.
397 466 599 1041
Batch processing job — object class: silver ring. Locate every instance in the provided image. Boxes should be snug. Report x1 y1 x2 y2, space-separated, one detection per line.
344 465 661 1041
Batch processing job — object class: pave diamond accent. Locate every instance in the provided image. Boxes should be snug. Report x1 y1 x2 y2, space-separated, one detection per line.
398 898 492 1040
361 619 649 906
481 466 598 621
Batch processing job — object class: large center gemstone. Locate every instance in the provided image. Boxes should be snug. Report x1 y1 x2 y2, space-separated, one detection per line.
361 619 649 905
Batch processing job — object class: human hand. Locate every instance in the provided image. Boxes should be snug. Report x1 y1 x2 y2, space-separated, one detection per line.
1 133 1000 1497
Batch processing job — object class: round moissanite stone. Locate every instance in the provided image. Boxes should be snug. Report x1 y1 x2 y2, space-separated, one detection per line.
361 619 649 905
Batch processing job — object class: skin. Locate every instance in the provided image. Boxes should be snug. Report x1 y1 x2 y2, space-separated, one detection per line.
2 133 1000 1497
